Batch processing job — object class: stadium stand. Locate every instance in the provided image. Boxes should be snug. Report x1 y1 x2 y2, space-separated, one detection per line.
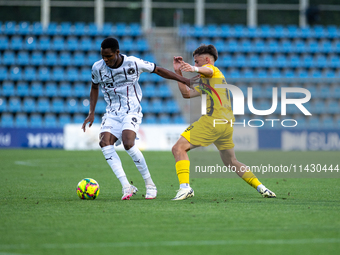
0 22 184 127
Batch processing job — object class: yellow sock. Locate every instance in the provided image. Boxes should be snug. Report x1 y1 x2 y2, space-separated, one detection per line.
241 170 261 189
176 160 190 185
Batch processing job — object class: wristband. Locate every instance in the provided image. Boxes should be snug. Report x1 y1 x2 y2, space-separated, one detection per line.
194 66 199 72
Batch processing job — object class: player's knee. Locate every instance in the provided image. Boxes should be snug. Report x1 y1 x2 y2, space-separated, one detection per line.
123 141 134 150
99 140 109 148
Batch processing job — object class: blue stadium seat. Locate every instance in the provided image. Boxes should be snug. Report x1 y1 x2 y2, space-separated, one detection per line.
0 61 8 78
331 86 340 99
213 39 225 53
23 67 37 81
121 37 134 51
74 83 88 97
45 22 58 36
60 22 72 36
164 99 179 114
22 97 36 113
143 84 156 98
59 51 72 66
143 114 157 124
240 39 252 53
36 98 51 113
172 115 186 124
96 100 106 113
17 51 30 66
254 39 266 53
235 54 246 68
44 114 58 128
10 36 23 50
129 23 142 36
300 26 312 39
313 25 326 39
4 21 16 35
293 39 306 53
320 40 332 53
267 39 279 53
88 23 99 36
59 82 73 97
101 23 113 36
73 114 85 123
306 40 319 53
65 37 79 51
51 36 65 51
185 39 199 52
247 54 259 68
74 22 86 36
31 22 43 35
301 54 313 68
30 82 44 97
114 23 127 36
283 69 295 78
149 99 163 114
310 69 322 78
311 100 326 114
66 98 79 113
1 113 14 127
260 54 273 68
156 84 172 98
280 40 293 53
273 25 285 38
274 54 287 68
323 69 335 78
45 82 58 97
255 69 268 78
15 113 28 128
328 55 340 68
135 38 149 52
326 25 338 38
288 54 301 68
0 98 8 112
29 114 43 128
314 55 327 68
79 37 93 51
51 98 65 113
73 52 86 66
295 117 307 129
79 99 90 113
1 81 15 97
242 68 254 78
10 67 22 81
0 36 9 50
80 67 90 81
38 67 51 81
38 36 51 51
2 51 16 65
16 82 30 96
24 36 37 50
94 37 104 50
159 114 171 124
45 51 58 66
318 86 331 99
31 51 44 66
321 116 335 129
86 52 99 65
59 114 71 127
286 25 299 38
326 100 339 114
8 97 22 112
140 100 150 113
52 67 65 81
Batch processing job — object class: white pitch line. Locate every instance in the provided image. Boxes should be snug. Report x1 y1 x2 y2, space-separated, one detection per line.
1 238 339 250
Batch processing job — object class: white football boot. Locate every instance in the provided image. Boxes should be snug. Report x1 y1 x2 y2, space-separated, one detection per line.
145 185 157 199
259 186 276 198
121 185 138 200
172 187 194 201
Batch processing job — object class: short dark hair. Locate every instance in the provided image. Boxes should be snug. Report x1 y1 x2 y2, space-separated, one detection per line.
101 37 119 52
193 44 218 61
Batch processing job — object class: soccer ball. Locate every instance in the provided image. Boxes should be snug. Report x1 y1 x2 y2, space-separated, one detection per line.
77 178 100 200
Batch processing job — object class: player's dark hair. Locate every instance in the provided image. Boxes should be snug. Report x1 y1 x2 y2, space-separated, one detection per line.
101 37 119 52
193 44 218 61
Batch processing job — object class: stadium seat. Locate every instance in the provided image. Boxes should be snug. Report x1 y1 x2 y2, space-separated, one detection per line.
15 113 29 128
59 114 71 127
51 98 65 113
159 114 171 124
274 54 287 68
8 97 22 113
29 113 43 128
73 113 85 123
288 54 301 68
326 25 338 38
38 67 51 81
4 21 16 35
2 51 16 65
51 36 65 51
164 99 180 114
143 114 157 124
30 82 44 97
60 22 72 36
45 22 58 36
130 23 142 37
280 40 293 53
24 36 37 50
86 52 99 66
156 84 172 98
74 22 86 36
313 25 326 39
65 98 79 113
10 67 22 81
320 40 332 53
45 82 58 97
23 67 37 81
36 98 51 113
172 115 186 124
59 51 72 66
149 99 163 114
16 82 30 96
267 39 279 53
22 97 36 113
326 100 339 114
77 99 89 113
66 37 79 51
96 100 106 113
135 38 149 52
74 83 88 98
17 51 30 66
0 36 9 50
143 84 157 98
73 52 86 66
0 98 8 112
31 22 43 35
321 116 335 129
140 100 150 113
38 36 51 50
88 23 99 36
293 39 306 53
1 81 15 97
44 114 58 128
9 36 23 51
1 113 14 127
45 51 58 66
314 55 327 68
306 40 319 53
80 67 90 81
31 51 44 66
52 67 65 81
235 54 246 68
79 37 93 51
59 82 73 97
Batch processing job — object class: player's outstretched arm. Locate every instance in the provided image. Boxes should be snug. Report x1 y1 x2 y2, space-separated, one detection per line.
180 61 213 77
153 66 191 87
82 82 99 132
173 56 200 99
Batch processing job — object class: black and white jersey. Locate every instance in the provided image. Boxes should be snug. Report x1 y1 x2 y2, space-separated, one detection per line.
91 54 156 115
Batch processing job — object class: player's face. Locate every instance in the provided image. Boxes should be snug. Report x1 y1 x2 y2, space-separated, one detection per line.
101 48 120 68
193 54 208 67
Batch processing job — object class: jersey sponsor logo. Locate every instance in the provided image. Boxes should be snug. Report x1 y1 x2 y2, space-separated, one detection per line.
127 67 135 75
185 125 194 132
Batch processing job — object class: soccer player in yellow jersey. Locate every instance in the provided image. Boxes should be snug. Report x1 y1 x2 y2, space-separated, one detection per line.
171 44 276 200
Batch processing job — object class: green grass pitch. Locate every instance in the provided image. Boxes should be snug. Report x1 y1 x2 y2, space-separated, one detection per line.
1 149 340 255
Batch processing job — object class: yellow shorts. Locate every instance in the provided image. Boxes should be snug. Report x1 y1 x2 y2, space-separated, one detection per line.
181 115 234 150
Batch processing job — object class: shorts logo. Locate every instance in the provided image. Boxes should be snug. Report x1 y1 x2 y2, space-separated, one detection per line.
132 117 137 123
127 68 135 75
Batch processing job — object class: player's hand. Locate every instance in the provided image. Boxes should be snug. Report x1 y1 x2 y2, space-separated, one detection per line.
82 113 95 132
180 62 195 73
190 75 201 87
173 56 183 72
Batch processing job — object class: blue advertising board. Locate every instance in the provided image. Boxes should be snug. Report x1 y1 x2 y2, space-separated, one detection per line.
0 128 63 148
